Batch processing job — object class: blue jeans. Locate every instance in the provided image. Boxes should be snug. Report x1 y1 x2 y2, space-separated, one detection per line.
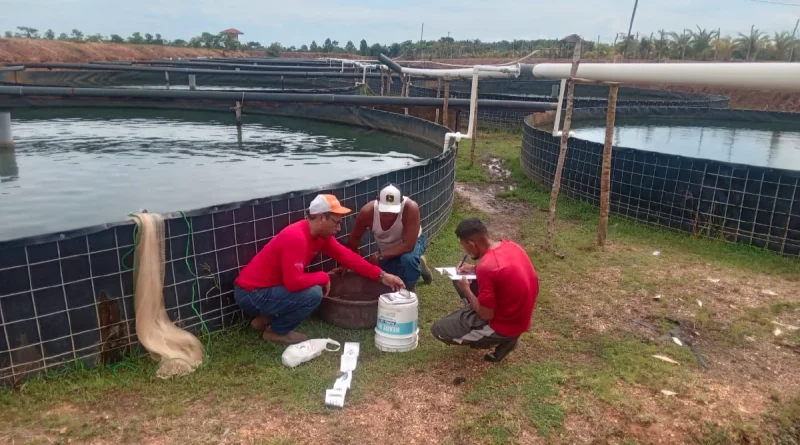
233 284 324 335
380 234 426 291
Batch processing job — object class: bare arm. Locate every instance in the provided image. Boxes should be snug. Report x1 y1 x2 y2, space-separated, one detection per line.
379 200 421 260
347 203 372 253
458 277 495 321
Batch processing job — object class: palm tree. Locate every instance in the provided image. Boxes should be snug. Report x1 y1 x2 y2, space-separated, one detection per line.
668 29 693 60
734 25 770 60
714 37 735 61
772 31 795 61
689 26 719 60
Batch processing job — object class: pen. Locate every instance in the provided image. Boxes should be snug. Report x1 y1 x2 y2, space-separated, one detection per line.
457 253 468 271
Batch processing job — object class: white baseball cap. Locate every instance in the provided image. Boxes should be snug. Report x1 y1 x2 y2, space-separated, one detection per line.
308 194 351 215
378 184 403 213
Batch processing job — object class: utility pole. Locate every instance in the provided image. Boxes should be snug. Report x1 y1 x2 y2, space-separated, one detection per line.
790 19 799 62
420 23 424 43
622 0 639 59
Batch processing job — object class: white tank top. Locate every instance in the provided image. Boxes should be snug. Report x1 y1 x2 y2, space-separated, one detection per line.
372 197 422 252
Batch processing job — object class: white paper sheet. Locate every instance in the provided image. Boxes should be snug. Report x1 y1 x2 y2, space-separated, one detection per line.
334 371 352 390
325 388 347 408
343 342 360 357
434 267 477 281
340 355 358 372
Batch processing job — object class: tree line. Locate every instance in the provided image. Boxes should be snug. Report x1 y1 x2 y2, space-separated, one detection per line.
3 25 798 61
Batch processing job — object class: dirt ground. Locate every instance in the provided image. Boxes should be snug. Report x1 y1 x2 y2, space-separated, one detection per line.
0 39 248 64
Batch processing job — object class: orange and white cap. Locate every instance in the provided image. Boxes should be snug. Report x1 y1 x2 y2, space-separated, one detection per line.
308 194 351 215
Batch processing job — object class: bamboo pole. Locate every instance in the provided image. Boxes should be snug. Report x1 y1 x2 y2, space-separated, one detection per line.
545 41 581 251
597 84 619 247
443 77 450 130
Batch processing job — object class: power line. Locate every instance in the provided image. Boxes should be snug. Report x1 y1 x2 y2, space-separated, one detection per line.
748 0 800 7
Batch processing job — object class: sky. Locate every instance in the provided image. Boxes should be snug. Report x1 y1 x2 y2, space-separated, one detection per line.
1 0 799 47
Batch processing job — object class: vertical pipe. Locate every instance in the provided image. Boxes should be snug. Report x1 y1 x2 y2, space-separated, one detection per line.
468 69 480 167
597 84 619 247
188 74 197 91
552 79 567 136
0 112 13 148
546 41 581 251
443 79 450 130
466 68 479 138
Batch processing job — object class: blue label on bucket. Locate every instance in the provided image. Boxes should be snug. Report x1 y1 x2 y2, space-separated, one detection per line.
376 318 417 336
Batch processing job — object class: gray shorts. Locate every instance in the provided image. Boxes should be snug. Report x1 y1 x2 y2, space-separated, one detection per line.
430 306 517 349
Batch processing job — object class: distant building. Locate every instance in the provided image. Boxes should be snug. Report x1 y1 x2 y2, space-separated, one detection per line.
559 34 586 58
220 28 244 42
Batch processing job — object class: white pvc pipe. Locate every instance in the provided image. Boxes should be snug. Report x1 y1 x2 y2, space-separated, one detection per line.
401 64 520 79
467 68 480 139
531 62 800 92
0 112 13 148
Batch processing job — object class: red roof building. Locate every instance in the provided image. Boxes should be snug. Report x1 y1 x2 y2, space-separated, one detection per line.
220 28 243 41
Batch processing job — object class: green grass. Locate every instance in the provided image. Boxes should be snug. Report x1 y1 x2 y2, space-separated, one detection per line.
2 129 799 444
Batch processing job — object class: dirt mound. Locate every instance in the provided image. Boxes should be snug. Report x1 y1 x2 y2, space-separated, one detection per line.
0 38 249 64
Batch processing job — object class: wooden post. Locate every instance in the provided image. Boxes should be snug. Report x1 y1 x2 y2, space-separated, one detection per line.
380 70 385 96
435 79 442 124
443 78 450 130
545 41 581 252
597 84 619 247
233 101 242 126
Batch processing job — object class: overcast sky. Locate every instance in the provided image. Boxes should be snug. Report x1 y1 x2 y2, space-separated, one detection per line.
2 0 799 47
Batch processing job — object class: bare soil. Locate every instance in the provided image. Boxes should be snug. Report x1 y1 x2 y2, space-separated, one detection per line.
0 39 248 64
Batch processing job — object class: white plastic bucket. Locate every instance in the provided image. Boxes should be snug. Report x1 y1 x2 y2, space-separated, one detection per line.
375 290 419 352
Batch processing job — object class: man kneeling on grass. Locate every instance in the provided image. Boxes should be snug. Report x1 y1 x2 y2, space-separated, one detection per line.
431 218 539 362
234 194 405 345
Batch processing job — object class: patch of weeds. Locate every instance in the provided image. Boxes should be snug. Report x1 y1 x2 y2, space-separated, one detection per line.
697 420 769 445
767 394 800 443
454 409 521 445
465 361 566 437
577 335 695 404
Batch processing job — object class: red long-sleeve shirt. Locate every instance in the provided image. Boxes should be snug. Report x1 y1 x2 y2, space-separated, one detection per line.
235 220 382 292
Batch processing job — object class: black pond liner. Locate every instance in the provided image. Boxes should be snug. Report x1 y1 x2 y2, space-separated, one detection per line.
0 104 457 387
520 107 800 257
0 70 359 91
366 78 730 129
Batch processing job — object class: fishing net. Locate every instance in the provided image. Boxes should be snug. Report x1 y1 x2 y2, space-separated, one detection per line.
131 212 205 378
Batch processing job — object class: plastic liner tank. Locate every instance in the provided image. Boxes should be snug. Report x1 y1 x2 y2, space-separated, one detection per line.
521 107 800 256
0 103 457 387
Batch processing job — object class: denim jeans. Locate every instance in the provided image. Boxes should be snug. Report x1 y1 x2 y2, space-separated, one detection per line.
380 233 426 291
233 284 324 335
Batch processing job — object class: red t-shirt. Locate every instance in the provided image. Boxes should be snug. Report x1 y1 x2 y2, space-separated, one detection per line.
235 220 382 292
476 240 539 337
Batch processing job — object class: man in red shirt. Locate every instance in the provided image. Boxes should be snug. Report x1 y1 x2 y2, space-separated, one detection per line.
234 194 405 345
431 218 539 362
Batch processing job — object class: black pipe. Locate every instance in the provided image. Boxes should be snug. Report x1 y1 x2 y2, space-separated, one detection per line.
14 63 396 79
378 54 403 74
130 60 362 72
0 85 557 111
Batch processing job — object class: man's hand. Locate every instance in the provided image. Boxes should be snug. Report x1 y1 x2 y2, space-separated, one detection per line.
456 276 472 294
381 272 405 291
457 263 476 275
367 254 380 266
324 280 331 298
330 266 348 276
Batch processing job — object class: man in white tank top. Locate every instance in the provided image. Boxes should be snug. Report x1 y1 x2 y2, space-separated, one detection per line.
344 183 433 290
